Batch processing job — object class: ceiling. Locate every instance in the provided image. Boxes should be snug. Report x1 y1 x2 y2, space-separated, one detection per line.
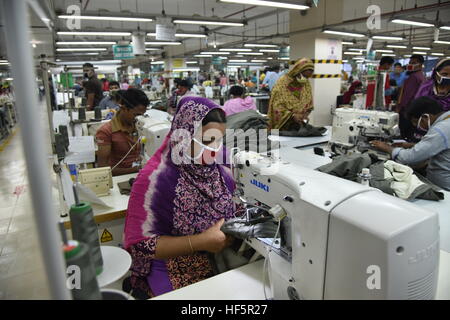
0 0 449 73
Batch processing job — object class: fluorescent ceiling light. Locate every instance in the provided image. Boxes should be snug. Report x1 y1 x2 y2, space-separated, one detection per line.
58 15 152 22
381 54 396 57
219 57 228 59
244 43 278 48
57 31 131 36
280 57 290 60
0 62 10 65
147 32 206 38
229 59 247 62
56 48 107 51
434 40 450 45
56 41 116 45
344 52 364 55
391 19 434 27
173 19 244 26
145 48 161 51
150 61 164 65
251 60 267 62
58 52 100 55
173 68 200 72
145 41 181 45
375 49 394 53
219 48 251 52
372 36 403 41
348 48 366 51
342 60 348 63
342 41 354 45
387 45 408 49
219 0 309 10
431 53 444 56
201 51 230 55
404 55 412 58
440 26 450 30
323 30 365 38
413 51 428 55
412 46 431 50
194 54 212 57
186 61 198 64
267 57 273 60
259 49 280 52
0 60 8 63
238 52 264 55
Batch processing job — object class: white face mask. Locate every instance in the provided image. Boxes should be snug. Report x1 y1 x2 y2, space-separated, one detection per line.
417 114 431 132
187 137 223 161
436 72 450 86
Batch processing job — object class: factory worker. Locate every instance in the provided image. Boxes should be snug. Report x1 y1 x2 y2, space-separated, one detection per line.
371 97 450 191
268 58 314 130
123 96 236 299
96 88 149 176
415 58 450 111
222 85 257 116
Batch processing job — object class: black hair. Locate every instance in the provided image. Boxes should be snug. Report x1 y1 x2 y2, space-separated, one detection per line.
82 62 94 68
436 58 450 73
380 56 394 66
229 85 245 97
272 65 280 72
406 97 444 120
109 81 120 88
174 78 182 85
202 108 226 126
410 54 425 64
179 79 192 89
394 63 402 68
116 88 149 109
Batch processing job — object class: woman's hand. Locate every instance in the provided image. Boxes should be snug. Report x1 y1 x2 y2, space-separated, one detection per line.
369 140 394 154
194 219 233 253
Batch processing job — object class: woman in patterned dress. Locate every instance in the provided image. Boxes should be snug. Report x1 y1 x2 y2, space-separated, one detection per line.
123 96 237 298
268 58 315 131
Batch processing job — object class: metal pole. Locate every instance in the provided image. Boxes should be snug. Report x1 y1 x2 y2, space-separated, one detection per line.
0 0 71 299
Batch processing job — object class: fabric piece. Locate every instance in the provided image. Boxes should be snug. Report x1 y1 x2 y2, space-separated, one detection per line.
268 58 314 130
222 96 257 116
279 123 327 137
220 217 279 240
123 96 237 298
383 160 425 200
316 153 376 182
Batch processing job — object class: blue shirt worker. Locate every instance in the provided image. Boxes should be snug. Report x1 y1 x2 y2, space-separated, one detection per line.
263 65 281 91
371 97 450 191
99 81 121 110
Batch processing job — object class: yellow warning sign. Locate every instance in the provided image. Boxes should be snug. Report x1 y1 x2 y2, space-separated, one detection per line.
101 229 113 243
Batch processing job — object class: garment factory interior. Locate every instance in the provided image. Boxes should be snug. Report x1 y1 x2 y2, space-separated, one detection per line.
0 0 450 301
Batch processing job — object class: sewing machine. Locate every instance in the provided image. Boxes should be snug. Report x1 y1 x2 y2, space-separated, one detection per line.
233 151 439 299
329 108 399 158
136 112 171 160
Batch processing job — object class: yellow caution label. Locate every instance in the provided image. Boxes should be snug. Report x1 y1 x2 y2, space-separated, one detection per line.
101 229 113 243
312 74 341 79
312 59 343 64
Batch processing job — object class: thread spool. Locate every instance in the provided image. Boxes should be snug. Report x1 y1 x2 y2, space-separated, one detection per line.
94 107 102 120
69 202 103 275
64 240 102 300
78 107 86 120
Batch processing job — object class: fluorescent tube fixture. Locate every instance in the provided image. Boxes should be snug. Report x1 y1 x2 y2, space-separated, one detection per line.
244 43 278 48
173 68 200 72
145 41 181 45
194 54 212 57
375 50 394 53
150 61 164 65
381 54 396 57
251 60 268 62
323 30 365 38
412 47 431 50
173 19 244 26
372 36 403 41
259 49 280 52
57 31 131 36
391 19 435 27
434 40 450 45
56 48 107 51
342 41 354 45
238 52 264 55
145 48 161 51
147 32 206 38
58 15 152 22
344 52 364 55
431 53 444 56
387 45 408 49
440 26 450 30
280 57 290 60
219 0 309 10
201 52 230 55
348 48 366 51
229 60 247 62
56 41 116 45
219 48 251 52
186 61 198 64
413 51 427 55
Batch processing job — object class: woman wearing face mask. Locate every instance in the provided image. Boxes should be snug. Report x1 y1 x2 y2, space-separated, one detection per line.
268 58 314 130
415 58 450 111
123 96 237 298
370 97 450 191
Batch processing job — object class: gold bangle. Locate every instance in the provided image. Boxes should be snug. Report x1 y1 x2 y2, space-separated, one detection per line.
187 235 194 254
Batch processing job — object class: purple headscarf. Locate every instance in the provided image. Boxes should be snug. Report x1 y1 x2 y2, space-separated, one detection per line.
415 58 450 111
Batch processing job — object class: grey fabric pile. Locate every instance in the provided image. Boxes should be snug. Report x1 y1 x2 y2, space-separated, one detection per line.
316 153 444 201
279 123 327 137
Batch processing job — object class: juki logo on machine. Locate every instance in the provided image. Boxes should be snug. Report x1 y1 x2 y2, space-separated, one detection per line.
250 179 270 192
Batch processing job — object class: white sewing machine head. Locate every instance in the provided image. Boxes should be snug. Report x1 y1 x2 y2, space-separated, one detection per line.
233 151 439 300
136 111 171 160
330 108 399 157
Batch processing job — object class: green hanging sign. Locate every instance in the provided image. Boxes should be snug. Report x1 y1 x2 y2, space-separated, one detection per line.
59 72 73 88
113 45 134 60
